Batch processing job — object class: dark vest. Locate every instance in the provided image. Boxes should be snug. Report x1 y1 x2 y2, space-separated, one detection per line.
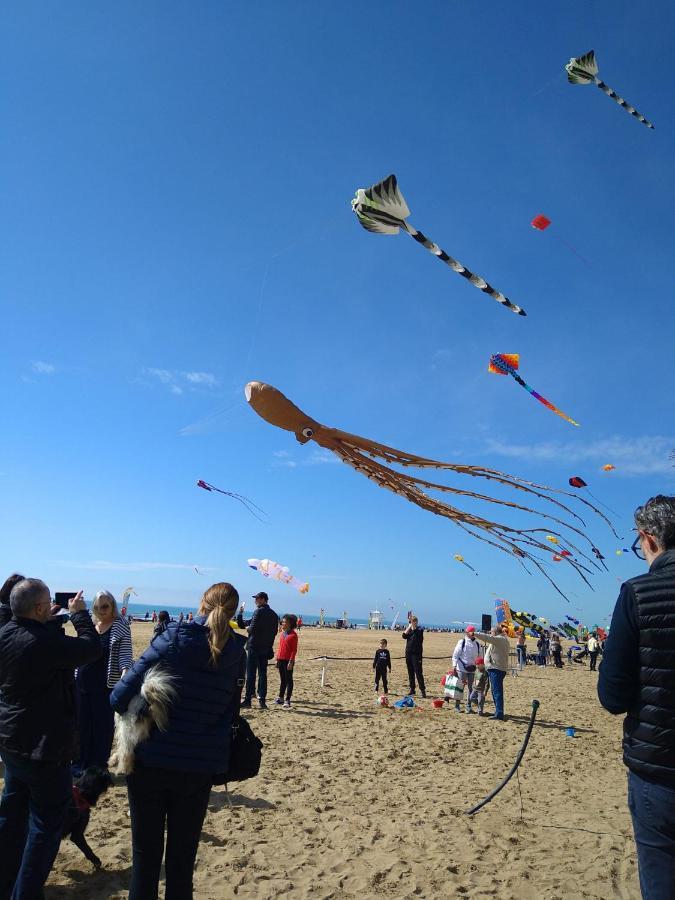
623 550 675 785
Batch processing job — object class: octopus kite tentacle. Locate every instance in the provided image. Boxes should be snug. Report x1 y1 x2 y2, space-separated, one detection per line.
245 382 614 596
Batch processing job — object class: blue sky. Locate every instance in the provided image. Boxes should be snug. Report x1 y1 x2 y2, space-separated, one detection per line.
3 1 674 627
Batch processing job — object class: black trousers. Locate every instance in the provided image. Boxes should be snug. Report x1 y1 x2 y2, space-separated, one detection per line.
552 649 563 668
126 764 213 900
277 658 294 701
589 651 599 671
374 665 389 693
406 655 425 695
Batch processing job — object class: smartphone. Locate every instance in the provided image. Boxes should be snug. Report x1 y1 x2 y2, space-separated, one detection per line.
54 591 77 610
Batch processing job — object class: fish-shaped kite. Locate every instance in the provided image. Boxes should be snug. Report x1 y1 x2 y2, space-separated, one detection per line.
454 554 478 575
602 464 616 472
488 354 580 427
352 174 526 316
247 558 309 594
566 50 654 130
196 479 265 521
245 381 617 599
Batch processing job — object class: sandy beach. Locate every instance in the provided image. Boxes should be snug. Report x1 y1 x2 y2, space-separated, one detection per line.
24 623 639 899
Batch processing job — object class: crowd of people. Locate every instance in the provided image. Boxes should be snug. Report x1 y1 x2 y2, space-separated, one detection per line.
0 496 674 898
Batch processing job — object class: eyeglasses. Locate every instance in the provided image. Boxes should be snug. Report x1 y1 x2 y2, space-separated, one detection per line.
631 534 646 561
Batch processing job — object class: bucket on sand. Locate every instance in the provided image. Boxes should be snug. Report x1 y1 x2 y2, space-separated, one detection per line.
565 726 576 737
432 698 444 709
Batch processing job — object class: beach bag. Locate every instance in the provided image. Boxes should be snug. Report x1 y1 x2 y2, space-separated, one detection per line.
443 674 464 701
393 696 416 709
213 715 263 785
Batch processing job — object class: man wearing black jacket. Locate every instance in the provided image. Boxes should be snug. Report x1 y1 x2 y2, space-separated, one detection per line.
598 496 675 900
0 579 101 899
402 616 426 698
237 591 279 710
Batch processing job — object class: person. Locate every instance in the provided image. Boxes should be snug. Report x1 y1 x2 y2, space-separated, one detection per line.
74 590 133 772
0 573 24 631
153 609 170 638
372 638 391 694
550 634 563 669
475 624 510 720
111 582 246 900
468 657 490 716
515 629 527 670
536 635 547 667
598 496 675 899
0 580 101 900
587 632 600 671
237 591 279 710
275 613 298 708
402 616 426 698
451 625 480 713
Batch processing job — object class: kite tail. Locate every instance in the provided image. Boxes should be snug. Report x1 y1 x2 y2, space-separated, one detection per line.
594 78 654 129
400 222 527 316
511 372 580 427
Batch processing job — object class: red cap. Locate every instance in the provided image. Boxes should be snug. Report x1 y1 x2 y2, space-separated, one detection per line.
466 625 476 632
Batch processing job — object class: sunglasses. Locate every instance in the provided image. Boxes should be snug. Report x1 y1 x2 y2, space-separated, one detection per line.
631 534 646 561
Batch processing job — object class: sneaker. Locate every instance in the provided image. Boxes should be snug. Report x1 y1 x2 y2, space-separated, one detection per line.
283 701 291 708
488 714 504 720
478 709 484 717
454 705 463 713
421 693 427 699
259 700 268 710
466 707 475 714
274 698 283 705
240 699 252 709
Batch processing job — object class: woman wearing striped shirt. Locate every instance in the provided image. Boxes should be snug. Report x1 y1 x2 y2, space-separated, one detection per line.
75 590 132 771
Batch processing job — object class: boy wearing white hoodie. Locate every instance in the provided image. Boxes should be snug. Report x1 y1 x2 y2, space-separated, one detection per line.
451 626 480 713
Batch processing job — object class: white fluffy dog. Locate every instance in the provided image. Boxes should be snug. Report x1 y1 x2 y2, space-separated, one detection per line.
109 666 177 775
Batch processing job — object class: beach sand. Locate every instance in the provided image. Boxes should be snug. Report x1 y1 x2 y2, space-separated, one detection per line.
14 623 638 899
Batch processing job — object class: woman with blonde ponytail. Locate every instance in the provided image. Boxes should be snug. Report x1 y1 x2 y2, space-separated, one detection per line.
111 583 246 900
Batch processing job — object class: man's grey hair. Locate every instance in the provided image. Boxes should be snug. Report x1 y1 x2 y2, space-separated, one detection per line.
634 495 675 550
10 578 50 616
491 625 502 636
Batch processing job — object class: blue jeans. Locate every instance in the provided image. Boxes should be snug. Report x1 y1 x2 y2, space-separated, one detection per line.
0 749 72 900
488 669 506 718
244 650 269 702
628 770 675 899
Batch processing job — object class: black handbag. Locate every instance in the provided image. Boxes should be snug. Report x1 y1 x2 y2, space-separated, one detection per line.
213 715 262 785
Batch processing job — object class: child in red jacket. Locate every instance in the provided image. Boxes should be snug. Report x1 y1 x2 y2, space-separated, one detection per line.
275 614 298 708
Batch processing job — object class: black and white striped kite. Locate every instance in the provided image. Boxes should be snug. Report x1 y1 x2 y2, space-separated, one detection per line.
565 50 654 130
351 174 527 317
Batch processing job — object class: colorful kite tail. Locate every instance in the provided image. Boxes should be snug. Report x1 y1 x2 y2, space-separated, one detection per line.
595 79 654 129
401 222 527 316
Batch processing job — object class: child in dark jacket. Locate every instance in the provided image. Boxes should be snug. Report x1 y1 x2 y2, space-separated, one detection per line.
275 614 298 708
468 657 490 716
373 639 392 694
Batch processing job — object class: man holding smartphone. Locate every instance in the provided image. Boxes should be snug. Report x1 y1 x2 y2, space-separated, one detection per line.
0 579 101 899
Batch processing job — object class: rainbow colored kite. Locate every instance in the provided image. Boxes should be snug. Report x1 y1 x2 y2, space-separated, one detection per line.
488 354 579 427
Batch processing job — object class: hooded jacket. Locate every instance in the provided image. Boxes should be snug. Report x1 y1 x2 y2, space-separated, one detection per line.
110 617 246 774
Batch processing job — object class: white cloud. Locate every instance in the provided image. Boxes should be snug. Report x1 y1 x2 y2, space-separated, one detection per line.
273 450 291 458
184 371 219 388
145 367 173 384
51 560 219 572
171 384 184 395
484 435 675 476
271 448 339 468
31 360 56 375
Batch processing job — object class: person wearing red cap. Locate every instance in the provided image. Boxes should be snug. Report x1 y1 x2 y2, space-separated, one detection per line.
451 626 480 713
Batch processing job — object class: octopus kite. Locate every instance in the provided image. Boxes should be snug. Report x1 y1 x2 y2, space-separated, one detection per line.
245 382 618 599
565 50 654 129
352 174 526 316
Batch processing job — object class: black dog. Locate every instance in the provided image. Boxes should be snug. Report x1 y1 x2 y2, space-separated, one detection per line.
62 766 113 868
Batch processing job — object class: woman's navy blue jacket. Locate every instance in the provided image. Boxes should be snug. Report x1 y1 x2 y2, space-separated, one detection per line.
110 617 246 774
